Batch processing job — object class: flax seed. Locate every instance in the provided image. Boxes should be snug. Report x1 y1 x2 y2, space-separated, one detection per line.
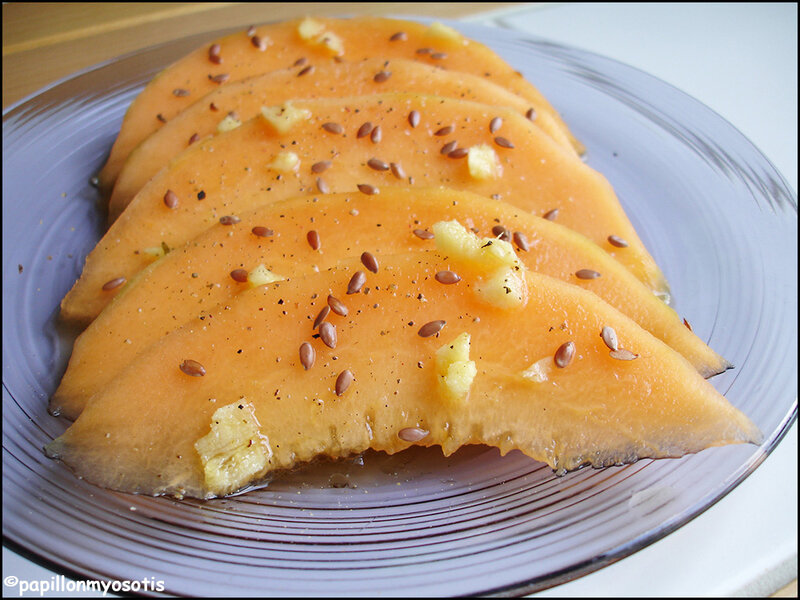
172 88 190 97
347 271 367 294
307 230 321 250
297 65 314 77
374 70 391 83
102 277 126 291
163 190 179 209
230 269 248 282
554 341 575 368
440 140 458 155
313 305 330 329
430 52 448 60
526 107 537 121
367 158 389 171
180 359 206 377
312 161 331 174
390 162 406 179
319 321 337 349
219 215 240 225
327 295 348 316
208 44 221 64
418 320 445 337
398 427 429 442
513 231 529 252
316 177 330 194
416 47 432 55
361 251 379 273
252 226 274 237
246 25 256 37
448 147 469 159
357 183 379 195
490 117 503 134
357 122 373 138
543 208 559 221
683 318 692 331
370 125 382 143
575 269 601 280
435 271 461 284
293 57 307 67
494 136 514 149
251 35 267 51
408 110 420 128
335 369 353 396
208 73 229 84
390 31 407 41
322 122 344 135
610 348 638 361
413 229 434 240
434 125 454 136
607 235 629 248
299 342 315 370
157 113 167 123
601 326 619 351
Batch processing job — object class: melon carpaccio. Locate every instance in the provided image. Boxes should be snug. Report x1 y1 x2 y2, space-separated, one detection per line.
108 57 576 217
61 93 668 326
45 251 761 499
95 17 583 195
51 187 728 421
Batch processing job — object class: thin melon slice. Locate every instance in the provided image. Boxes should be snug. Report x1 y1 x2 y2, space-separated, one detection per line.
45 251 761 499
61 93 667 325
52 187 727 421
96 16 582 194
109 58 576 214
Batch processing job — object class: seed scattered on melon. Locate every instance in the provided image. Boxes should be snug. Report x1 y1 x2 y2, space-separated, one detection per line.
172 88 190 97
307 230 321 250
163 190 179 209
319 321 337 349
208 44 221 64
347 271 367 294
102 277 126 291
418 320 446 338
266 151 300 173
373 70 391 83
367 158 389 171
431 52 448 60
357 183 379 195
230 269 249 283
554 342 576 368
413 229 434 240
440 140 458 155
398 427 429 442
608 234 629 248
435 332 477 403
217 113 242 133
434 125 454 136
543 208 559 221
335 369 353 396
299 342 315 370
683 318 693 331
251 35 269 51
297 65 314 77
575 269 601 280
513 231 529 252
489 117 503 134
247 264 283 288
448 147 469 159
435 270 461 285
389 31 407 41
251 226 273 237
313 305 330 329
408 110 420 128
194 401 270 497
467 144 501 180
526 107 537 121
208 73 229 84
327 295 348 316
179 359 206 377
311 160 332 174
370 125 382 143
219 215 240 225
357 122 373 138
361 252 379 273
610 348 639 361
260 103 312 134
316 178 330 194
601 326 619 351
494 136 515 149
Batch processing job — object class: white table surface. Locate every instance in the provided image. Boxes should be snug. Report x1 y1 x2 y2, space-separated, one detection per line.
3 3 797 597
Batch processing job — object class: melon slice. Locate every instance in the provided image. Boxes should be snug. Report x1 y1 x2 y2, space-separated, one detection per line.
95 16 582 194
61 93 667 325
52 188 727 420
109 58 576 214
45 251 761 499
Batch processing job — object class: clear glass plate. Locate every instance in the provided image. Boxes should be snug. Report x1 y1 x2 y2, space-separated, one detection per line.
3 21 797 597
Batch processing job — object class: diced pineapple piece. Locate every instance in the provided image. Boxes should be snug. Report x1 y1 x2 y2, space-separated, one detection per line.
260 103 312 134
477 266 527 309
426 22 466 44
468 144 501 180
520 357 552 383
435 332 477 403
247 264 284 288
432 220 522 272
298 17 326 40
266 151 300 173
217 114 242 133
194 401 271 497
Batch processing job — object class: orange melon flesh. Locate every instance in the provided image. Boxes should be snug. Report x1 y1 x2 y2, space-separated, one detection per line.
61 93 668 325
109 58 577 215
52 188 728 420
96 16 582 194
45 251 761 499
